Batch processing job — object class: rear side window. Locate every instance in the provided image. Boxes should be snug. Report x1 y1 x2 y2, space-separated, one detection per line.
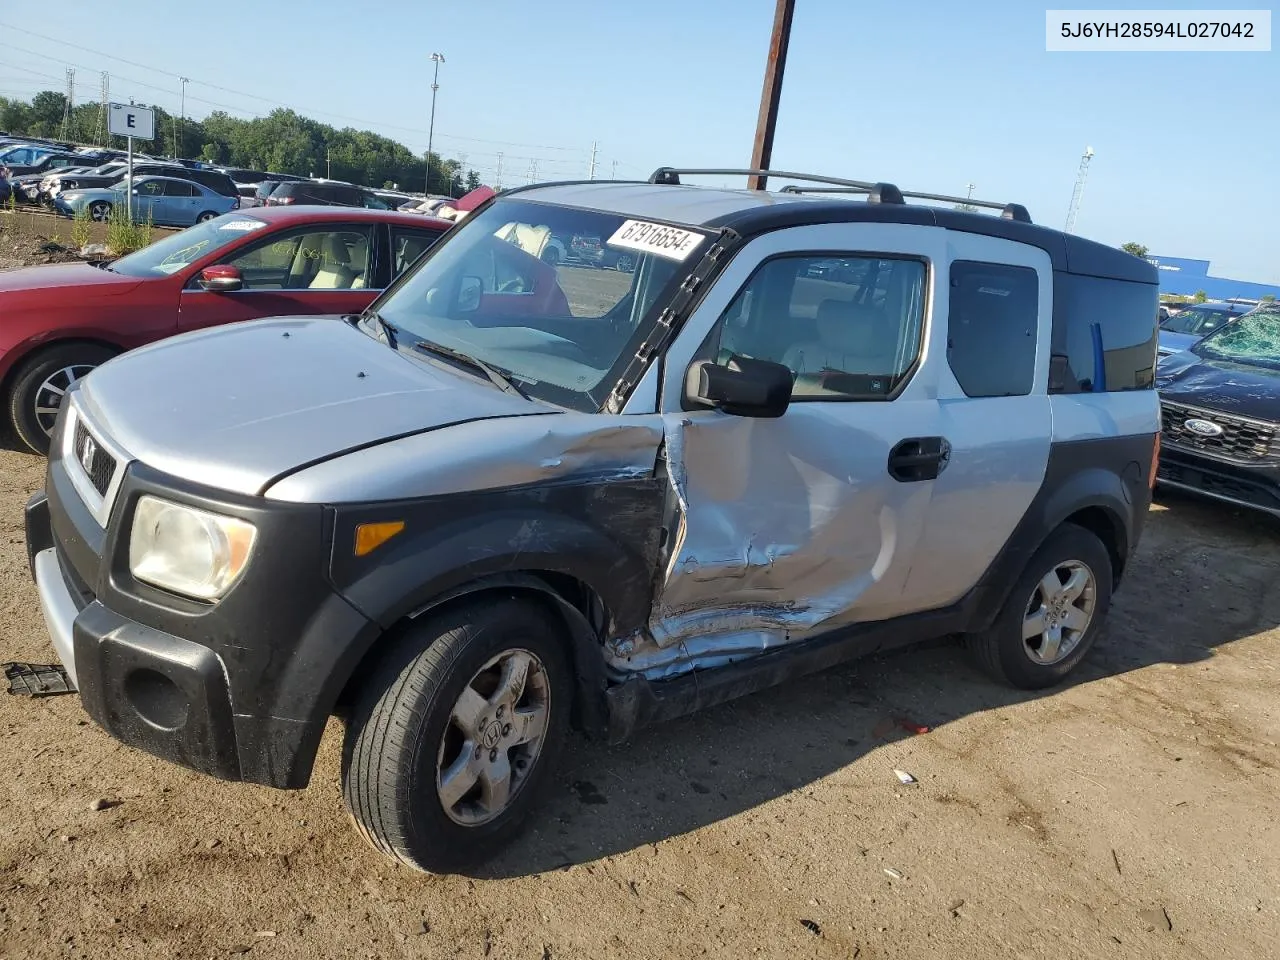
947 261 1038 397
1053 273 1158 392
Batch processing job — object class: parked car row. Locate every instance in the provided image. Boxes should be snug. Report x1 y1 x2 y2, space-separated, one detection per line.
1 135 458 225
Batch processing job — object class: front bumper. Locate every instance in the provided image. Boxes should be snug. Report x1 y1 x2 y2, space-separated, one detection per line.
27 490 242 780
25 435 381 789
1156 444 1280 518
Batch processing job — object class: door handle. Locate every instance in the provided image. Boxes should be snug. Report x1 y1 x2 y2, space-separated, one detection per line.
888 437 950 483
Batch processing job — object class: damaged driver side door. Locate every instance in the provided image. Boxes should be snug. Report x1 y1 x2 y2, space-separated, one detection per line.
644 223 950 670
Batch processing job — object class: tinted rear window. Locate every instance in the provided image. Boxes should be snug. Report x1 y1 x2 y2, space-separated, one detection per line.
948 261 1039 398
1053 272 1158 392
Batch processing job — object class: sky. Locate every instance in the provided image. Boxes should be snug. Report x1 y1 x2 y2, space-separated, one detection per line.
2 0 1277 282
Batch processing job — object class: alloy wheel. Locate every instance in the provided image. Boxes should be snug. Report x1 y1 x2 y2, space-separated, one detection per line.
1022 560 1097 665
33 364 97 436
435 648 551 827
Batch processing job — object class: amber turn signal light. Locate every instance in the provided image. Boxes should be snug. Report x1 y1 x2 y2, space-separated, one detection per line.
354 521 405 557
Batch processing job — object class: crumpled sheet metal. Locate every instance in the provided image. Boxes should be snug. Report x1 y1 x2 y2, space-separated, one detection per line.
628 413 906 680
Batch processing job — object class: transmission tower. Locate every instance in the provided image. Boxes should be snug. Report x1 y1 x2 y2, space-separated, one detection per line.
93 72 109 147
59 68 75 142
1064 146 1095 234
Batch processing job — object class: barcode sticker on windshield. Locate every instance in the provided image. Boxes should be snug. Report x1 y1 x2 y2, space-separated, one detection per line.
218 219 266 232
607 220 703 261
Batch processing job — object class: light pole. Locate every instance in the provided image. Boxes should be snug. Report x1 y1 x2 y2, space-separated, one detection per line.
426 52 445 194
178 77 188 159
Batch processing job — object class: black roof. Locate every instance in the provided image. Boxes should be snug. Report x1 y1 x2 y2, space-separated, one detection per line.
704 201 1156 285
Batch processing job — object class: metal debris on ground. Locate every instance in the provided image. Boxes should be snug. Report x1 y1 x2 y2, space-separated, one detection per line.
4 662 75 698
894 769 918 785
883 867 904 880
1139 906 1173 932
799 919 822 936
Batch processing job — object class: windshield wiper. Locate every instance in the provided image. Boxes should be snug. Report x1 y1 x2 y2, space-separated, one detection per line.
360 309 398 349
411 339 531 400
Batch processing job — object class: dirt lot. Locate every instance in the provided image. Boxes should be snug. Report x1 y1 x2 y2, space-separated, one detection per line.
0 238 1277 958
0 442 1277 960
0 208 181 269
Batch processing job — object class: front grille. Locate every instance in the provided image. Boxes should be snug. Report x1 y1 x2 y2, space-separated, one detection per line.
1160 400 1279 463
72 419 117 497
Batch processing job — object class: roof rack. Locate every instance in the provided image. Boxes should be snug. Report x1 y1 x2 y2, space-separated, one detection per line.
647 167 1032 224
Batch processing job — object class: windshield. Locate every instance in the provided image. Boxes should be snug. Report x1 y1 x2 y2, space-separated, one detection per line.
0 145 48 165
374 197 712 411
1193 310 1280 371
1161 307 1238 335
108 214 269 277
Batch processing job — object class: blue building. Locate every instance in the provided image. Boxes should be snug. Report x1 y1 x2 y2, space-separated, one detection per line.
1145 255 1280 301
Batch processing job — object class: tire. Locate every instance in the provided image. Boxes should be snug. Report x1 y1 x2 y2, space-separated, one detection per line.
615 254 635 273
6 343 117 455
196 210 218 223
88 201 111 221
341 596 572 874
540 246 561 267
964 523 1113 690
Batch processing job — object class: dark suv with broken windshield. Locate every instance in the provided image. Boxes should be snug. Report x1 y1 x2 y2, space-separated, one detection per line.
1156 304 1280 516
26 168 1160 874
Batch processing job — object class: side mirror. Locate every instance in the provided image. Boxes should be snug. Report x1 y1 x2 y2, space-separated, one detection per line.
457 275 483 313
685 356 793 418
197 264 243 292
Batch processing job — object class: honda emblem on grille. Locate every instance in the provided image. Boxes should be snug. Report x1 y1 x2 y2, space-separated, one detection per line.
1182 418 1224 438
79 434 97 472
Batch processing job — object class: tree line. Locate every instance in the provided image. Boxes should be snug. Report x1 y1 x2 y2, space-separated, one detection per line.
0 90 480 196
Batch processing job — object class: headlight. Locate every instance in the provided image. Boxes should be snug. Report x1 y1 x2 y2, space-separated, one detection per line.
128 496 257 601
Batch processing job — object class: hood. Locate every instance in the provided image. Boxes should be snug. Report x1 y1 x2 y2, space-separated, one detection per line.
1156 350 1280 423
1157 329 1202 355
76 316 547 496
0 261 145 296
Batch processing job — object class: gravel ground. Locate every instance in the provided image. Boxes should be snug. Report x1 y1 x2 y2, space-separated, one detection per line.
0 440 1277 960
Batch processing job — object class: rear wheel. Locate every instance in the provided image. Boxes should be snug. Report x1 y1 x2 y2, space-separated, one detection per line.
342 596 572 873
6 343 117 455
964 524 1113 689
88 201 111 221
196 210 218 223
540 246 561 267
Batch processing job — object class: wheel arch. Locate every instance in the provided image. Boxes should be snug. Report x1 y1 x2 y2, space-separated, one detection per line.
334 571 613 738
1 335 125 410
963 445 1147 634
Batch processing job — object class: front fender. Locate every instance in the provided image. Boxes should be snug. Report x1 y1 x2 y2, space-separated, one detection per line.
329 479 665 633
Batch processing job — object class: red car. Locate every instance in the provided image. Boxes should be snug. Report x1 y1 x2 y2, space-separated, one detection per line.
0 206 451 454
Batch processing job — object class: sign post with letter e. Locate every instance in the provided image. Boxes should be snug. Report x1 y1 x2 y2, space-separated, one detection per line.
108 102 156 222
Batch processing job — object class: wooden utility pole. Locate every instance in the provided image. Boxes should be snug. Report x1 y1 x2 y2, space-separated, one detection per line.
747 0 796 191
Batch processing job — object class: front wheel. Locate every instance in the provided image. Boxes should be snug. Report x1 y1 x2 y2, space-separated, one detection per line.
6 343 117 455
341 596 572 874
964 523 1113 689
88 201 111 221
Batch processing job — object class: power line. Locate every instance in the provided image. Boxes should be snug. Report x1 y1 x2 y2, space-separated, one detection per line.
4 25 587 154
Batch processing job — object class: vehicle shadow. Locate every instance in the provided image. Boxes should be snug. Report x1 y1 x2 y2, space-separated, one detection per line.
473 496 1280 879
